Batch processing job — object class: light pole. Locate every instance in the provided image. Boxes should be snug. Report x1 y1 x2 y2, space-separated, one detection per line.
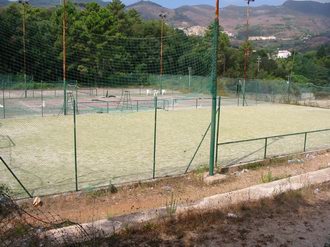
243 0 255 106
208 0 220 176
19 0 29 98
159 12 166 93
63 0 67 115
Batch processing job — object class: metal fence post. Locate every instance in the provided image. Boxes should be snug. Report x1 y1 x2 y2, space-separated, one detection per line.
7 75 11 99
63 79 67 115
208 15 220 176
196 98 198 109
256 80 259 105
107 101 109 113
303 132 308 152
41 81 44 117
153 96 158 179
264 138 268 159
215 96 221 166
2 80 5 119
0 157 33 198
136 100 139 112
73 99 78 191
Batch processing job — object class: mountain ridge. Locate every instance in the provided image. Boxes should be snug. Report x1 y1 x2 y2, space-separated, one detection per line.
126 0 330 39
1 0 329 40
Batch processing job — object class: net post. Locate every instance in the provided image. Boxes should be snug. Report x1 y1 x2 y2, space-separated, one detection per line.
153 96 158 179
208 4 220 176
73 99 78 191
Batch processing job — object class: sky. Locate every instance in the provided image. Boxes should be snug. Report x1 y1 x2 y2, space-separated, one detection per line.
121 0 330 8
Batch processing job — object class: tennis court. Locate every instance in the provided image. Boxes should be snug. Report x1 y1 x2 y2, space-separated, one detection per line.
1 103 330 197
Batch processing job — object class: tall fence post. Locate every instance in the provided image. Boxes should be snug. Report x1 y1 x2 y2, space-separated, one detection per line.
2 80 5 119
264 137 268 159
215 96 221 166
303 132 308 152
63 79 67 115
41 81 44 117
208 10 220 176
7 75 11 99
255 80 259 105
73 99 78 191
152 96 158 179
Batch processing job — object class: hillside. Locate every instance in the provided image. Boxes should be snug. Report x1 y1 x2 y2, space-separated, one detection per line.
1 0 329 41
0 0 107 7
127 0 330 40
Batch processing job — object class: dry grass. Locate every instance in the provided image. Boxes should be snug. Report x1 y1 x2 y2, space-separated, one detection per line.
79 182 330 247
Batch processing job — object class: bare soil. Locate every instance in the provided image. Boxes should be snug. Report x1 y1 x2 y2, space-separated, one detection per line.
20 151 330 224
99 182 330 247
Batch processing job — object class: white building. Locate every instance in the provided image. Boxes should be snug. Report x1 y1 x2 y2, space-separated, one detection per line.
249 36 276 41
178 26 207 36
221 31 235 38
277 50 292 59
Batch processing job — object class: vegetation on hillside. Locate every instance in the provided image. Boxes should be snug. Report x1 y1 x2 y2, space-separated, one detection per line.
0 0 329 86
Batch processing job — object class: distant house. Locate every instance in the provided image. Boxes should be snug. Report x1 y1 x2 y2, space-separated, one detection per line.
277 50 292 59
178 26 207 37
249 36 276 41
221 31 235 38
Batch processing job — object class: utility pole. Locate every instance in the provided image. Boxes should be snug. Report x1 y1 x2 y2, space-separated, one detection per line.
159 12 167 93
63 0 67 115
257 56 261 73
19 0 29 98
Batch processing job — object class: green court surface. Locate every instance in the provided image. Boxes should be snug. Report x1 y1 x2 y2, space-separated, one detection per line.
1 104 330 197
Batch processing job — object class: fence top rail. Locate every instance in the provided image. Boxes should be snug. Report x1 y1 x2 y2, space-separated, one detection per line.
87 97 212 104
218 128 330 146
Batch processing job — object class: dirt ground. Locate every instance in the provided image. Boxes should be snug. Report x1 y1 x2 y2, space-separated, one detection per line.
20 151 330 224
99 182 330 247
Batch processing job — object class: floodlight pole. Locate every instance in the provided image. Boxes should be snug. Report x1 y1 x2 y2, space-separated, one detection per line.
243 0 254 107
19 0 29 98
63 0 67 115
159 13 166 93
208 0 220 176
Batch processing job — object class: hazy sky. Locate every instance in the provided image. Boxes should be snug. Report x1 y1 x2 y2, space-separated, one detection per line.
121 0 330 8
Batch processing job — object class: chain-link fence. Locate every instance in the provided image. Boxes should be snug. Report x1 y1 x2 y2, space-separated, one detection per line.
1 95 330 198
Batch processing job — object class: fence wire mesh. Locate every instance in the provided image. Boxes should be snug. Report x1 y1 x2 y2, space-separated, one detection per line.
0 25 330 198
0 190 98 247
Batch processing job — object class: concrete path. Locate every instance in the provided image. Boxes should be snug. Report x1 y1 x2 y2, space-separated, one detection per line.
41 167 330 246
